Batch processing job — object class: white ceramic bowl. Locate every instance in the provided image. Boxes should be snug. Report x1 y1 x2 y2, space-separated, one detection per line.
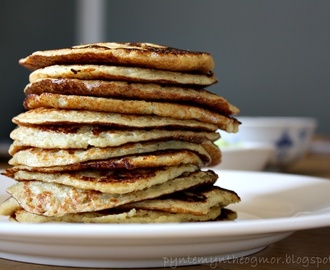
210 141 275 171
220 117 317 167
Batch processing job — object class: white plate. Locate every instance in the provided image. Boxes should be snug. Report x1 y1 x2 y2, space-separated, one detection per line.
1 170 330 268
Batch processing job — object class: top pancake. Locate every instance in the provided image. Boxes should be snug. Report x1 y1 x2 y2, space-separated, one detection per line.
19 42 215 74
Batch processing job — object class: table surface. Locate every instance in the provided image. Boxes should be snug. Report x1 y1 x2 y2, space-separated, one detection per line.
0 146 330 269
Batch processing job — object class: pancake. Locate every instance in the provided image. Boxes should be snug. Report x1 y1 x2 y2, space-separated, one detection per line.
29 65 217 86
3 187 240 223
24 79 240 116
12 207 221 223
9 164 199 194
19 42 215 74
10 125 219 149
4 150 203 175
7 170 218 216
8 140 212 167
13 108 219 132
120 186 240 216
23 93 239 131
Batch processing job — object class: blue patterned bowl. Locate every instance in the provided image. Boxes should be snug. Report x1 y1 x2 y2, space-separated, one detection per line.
220 117 317 167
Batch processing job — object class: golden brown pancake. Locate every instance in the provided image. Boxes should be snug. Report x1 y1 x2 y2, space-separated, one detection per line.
19 42 215 74
12 207 221 223
24 79 240 116
9 164 199 194
8 140 212 167
3 150 203 174
7 170 218 216
3 187 240 223
10 125 219 149
23 93 239 131
29 64 217 86
13 108 219 132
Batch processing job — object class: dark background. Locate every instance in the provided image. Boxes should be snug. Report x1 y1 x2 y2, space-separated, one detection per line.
1 0 329 144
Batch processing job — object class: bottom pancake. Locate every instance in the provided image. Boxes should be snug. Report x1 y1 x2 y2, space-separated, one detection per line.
12 206 223 223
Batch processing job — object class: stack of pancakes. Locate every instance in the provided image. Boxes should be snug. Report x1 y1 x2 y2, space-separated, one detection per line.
0 42 240 223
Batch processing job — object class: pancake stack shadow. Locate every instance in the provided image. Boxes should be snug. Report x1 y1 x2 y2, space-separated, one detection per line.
0 43 240 223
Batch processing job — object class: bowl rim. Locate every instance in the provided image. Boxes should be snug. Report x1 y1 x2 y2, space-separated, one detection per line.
220 142 276 152
237 116 317 128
